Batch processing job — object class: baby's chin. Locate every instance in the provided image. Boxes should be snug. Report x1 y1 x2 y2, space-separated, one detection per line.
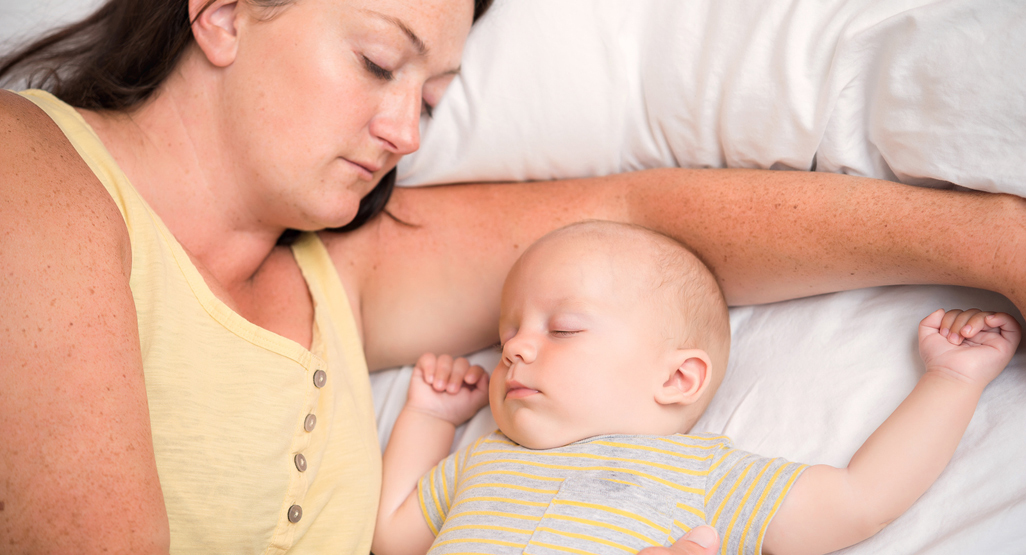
498 424 587 451
498 416 698 449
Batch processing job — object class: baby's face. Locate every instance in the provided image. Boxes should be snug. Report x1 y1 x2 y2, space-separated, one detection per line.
489 238 676 449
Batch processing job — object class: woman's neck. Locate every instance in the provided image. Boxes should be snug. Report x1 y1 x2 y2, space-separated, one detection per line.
78 48 283 293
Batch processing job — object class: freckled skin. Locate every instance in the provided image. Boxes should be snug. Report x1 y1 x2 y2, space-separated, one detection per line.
5 0 1026 551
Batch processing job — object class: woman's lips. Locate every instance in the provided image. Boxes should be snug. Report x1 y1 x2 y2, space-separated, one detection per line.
343 158 377 180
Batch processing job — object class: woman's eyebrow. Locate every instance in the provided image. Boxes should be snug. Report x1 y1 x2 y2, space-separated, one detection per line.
361 9 428 56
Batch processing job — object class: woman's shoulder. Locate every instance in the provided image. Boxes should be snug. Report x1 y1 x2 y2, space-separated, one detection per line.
0 91 167 552
0 89 129 266
0 89 74 148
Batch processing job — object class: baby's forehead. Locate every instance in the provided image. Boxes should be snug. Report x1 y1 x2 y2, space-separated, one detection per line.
513 232 670 299
534 229 669 275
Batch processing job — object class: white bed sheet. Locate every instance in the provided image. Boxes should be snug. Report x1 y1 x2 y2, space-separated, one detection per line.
373 287 1026 554
384 0 1026 553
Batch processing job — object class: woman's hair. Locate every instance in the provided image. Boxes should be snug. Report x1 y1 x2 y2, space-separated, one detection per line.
0 0 495 237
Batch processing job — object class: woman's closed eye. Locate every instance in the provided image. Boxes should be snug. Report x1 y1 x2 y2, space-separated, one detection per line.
363 55 434 117
362 55 393 80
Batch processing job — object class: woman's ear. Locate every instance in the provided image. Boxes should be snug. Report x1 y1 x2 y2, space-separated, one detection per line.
190 0 242 67
654 349 712 406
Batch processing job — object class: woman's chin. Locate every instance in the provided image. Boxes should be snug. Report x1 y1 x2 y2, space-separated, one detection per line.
291 200 361 232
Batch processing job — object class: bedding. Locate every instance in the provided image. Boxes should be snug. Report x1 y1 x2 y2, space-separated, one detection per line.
5 0 1024 553
397 0 1026 195
387 0 1026 553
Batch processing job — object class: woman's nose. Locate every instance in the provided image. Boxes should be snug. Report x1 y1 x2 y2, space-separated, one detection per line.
502 332 537 366
371 85 421 155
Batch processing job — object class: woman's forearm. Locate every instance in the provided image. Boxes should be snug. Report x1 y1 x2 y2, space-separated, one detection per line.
624 168 1025 308
334 168 1026 370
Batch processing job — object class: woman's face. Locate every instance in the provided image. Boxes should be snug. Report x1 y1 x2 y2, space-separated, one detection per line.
219 0 473 231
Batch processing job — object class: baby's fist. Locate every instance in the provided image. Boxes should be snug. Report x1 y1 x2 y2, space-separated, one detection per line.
407 353 490 425
919 309 1021 387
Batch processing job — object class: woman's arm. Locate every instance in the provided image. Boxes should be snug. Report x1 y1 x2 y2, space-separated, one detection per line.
326 169 1025 371
0 93 170 553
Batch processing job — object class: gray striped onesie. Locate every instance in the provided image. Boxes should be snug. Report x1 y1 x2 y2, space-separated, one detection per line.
418 431 807 555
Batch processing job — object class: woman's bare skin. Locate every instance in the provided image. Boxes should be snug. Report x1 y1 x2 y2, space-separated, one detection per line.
1 0 1024 551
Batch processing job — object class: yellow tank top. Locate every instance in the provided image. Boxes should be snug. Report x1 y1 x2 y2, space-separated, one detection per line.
20 90 381 554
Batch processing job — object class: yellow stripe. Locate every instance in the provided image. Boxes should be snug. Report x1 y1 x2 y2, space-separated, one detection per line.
467 469 564 482
723 459 774 555
467 436 487 465
527 540 602 555
430 466 446 524
440 523 533 536
471 450 710 476
675 501 705 520
709 459 756 528
454 449 462 487
535 526 636 553
657 435 730 449
482 436 517 446
459 442 474 476
417 480 439 536
465 459 703 494
551 499 670 534
705 452 749 506
673 519 694 534
443 549 517 553
447 509 544 522
437 549 508 553
546 514 662 546
463 482 559 495
450 495 547 513
706 448 738 478
441 456 451 509
755 464 807 555
590 440 718 462
433 537 524 549
738 462 788 555
603 478 640 487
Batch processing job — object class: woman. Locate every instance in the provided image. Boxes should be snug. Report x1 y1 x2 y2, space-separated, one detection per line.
0 0 1023 552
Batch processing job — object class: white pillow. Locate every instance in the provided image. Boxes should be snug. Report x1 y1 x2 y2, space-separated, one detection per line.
399 0 1026 196
0 0 105 52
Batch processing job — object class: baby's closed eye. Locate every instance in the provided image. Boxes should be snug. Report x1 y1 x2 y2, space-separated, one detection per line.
549 330 582 337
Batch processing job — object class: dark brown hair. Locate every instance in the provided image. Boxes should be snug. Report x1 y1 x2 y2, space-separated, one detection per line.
0 0 495 236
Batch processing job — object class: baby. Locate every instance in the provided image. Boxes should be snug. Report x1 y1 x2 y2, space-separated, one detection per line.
372 221 1020 555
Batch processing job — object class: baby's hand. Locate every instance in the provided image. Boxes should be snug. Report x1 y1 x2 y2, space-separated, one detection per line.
406 353 490 426
918 309 1021 387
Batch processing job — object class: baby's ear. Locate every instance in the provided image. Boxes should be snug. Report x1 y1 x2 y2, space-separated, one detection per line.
654 349 712 406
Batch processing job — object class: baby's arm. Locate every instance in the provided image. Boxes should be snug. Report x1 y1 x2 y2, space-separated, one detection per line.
763 309 1020 555
372 354 490 555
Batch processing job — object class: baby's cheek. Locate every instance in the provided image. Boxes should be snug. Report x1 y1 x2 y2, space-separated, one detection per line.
487 372 504 406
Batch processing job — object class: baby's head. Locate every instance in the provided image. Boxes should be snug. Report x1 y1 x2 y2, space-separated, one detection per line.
490 221 730 449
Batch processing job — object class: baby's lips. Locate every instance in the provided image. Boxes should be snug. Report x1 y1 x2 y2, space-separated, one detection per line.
505 385 540 400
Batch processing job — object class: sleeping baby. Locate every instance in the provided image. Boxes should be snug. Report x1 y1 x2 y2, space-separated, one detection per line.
372 220 1020 555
